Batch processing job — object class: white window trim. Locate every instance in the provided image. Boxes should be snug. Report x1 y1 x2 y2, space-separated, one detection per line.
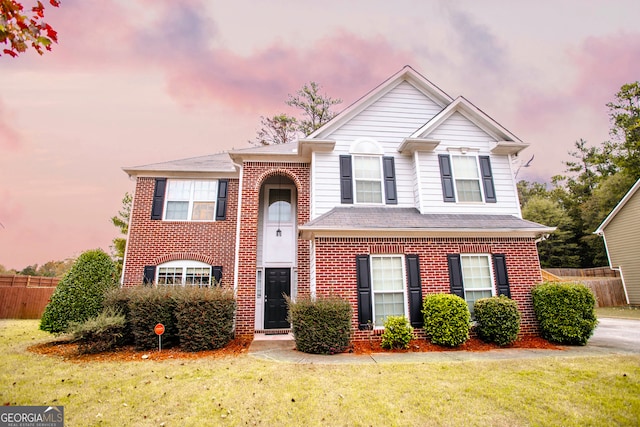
450 154 485 204
353 155 384 205
156 260 212 287
370 254 408 328
460 254 496 313
163 179 218 222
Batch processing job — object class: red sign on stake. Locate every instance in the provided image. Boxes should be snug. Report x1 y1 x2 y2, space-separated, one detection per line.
154 323 165 335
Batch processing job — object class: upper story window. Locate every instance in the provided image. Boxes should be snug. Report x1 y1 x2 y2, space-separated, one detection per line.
451 155 483 202
165 180 218 221
353 156 383 203
339 138 397 205
438 154 496 204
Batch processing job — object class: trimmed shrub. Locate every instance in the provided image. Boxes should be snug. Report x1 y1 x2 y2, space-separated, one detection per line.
288 296 352 355
380 316 413 350
474 296 521 346
68 308 126 354
102 287 134 345
174 287 236 352
128 287 179 350
40 249 117 333
532 282 598 345
422 294 470 347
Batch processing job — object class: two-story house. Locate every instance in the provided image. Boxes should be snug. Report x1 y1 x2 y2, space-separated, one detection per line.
122 66 553 341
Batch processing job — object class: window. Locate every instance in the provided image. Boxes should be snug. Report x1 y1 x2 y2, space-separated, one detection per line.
371 255 407 326
460 254 494 314
164 180 217 221
354 156 383 204
156 260 212 287
452 155 482 202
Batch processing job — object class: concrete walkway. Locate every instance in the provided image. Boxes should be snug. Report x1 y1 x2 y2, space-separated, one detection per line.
248 318 640 364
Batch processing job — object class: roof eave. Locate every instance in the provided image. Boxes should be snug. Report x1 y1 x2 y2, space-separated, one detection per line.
595 178 640 233
299 226 556 240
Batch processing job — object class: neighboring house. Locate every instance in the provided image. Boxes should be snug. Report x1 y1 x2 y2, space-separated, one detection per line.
122 66 553 340
595 178 640 305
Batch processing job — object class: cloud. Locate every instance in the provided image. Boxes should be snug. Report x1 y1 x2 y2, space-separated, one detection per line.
0 99 23 150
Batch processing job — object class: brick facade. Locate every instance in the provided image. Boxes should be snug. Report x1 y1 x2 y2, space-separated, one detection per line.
313 236 543 341
235 162 311 339
122 177 239 289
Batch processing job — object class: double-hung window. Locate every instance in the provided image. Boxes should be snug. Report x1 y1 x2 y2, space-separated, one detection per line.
452 155 483 202
460 254 494 314
353 155 383 204
164 180 217 221
371 255 407 326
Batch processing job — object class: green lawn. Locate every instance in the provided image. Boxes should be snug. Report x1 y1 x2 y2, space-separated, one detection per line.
597 306 640 320
1 320 639 426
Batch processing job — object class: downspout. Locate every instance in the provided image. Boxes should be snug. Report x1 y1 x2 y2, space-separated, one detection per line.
595 230 630 304
233 163 244 298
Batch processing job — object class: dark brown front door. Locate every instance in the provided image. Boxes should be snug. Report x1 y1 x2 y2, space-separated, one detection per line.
265 268 291 329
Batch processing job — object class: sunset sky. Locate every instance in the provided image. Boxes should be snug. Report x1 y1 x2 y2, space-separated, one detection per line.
1 0 639 270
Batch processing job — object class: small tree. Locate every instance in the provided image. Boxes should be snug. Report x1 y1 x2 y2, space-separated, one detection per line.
111 192 132 279
40 249 117 333
286 81 342 136
249 114 298 146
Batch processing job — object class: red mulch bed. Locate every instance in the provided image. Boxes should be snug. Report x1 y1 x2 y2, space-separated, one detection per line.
29 336 561 362
351 336 562 354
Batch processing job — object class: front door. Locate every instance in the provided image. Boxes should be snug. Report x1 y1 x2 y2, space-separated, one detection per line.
264 268 291 329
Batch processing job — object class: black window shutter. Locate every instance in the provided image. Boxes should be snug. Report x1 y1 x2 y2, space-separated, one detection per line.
406 254 423 327
212 265 223 285
339 155 353 204
151 178 167 220
143 265 156 285
438 155 456 202
447 254 464 298
356 255 372 329
493 254 511 298
216 179 228 220
382 156 398 205
479 156 497 203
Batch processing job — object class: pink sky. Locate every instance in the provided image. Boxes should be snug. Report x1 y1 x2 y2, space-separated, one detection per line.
1 0 639 269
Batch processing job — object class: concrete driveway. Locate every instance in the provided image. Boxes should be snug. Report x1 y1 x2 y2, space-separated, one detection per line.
587 317 640 354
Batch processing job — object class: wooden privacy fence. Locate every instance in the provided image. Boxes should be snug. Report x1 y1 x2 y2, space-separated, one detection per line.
543 268 626 307
0 275 59 319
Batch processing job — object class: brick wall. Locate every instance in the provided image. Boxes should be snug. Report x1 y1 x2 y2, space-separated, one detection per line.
313 236 543 341
122 177 239 289
235 162 311 338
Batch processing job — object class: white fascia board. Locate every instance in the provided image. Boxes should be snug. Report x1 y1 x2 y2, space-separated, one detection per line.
299 226 556 240
122 169 239 179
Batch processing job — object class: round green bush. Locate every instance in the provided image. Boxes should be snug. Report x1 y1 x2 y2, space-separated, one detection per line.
381 316 413 349
422 294 470 347
40 249 117 333
288 296 352 354
474 296 521 346
532 282 598 345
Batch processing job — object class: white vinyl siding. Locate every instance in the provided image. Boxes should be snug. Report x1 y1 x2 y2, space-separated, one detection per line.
417 112 521 215
312 82 443 217
371 255 407 326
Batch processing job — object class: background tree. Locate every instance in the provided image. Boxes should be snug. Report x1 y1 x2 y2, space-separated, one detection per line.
111 192 132 279
286 81 342 136
0 0 59 57
606 81 640 179
249 114 298 146
250 81 342 145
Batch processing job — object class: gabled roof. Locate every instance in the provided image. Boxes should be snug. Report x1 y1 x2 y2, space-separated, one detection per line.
308 65 454 139
299 207 554 239
122 152 237 177
410 96 527 154
595 178 640 234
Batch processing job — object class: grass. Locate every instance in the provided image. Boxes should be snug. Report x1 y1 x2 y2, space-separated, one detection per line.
2 320 640 426
596 306 640 320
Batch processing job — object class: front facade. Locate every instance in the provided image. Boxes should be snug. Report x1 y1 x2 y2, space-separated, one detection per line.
596 178 640 305
122 66 553 340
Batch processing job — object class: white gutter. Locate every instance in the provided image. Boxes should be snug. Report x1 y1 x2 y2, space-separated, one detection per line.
233 164 244 298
